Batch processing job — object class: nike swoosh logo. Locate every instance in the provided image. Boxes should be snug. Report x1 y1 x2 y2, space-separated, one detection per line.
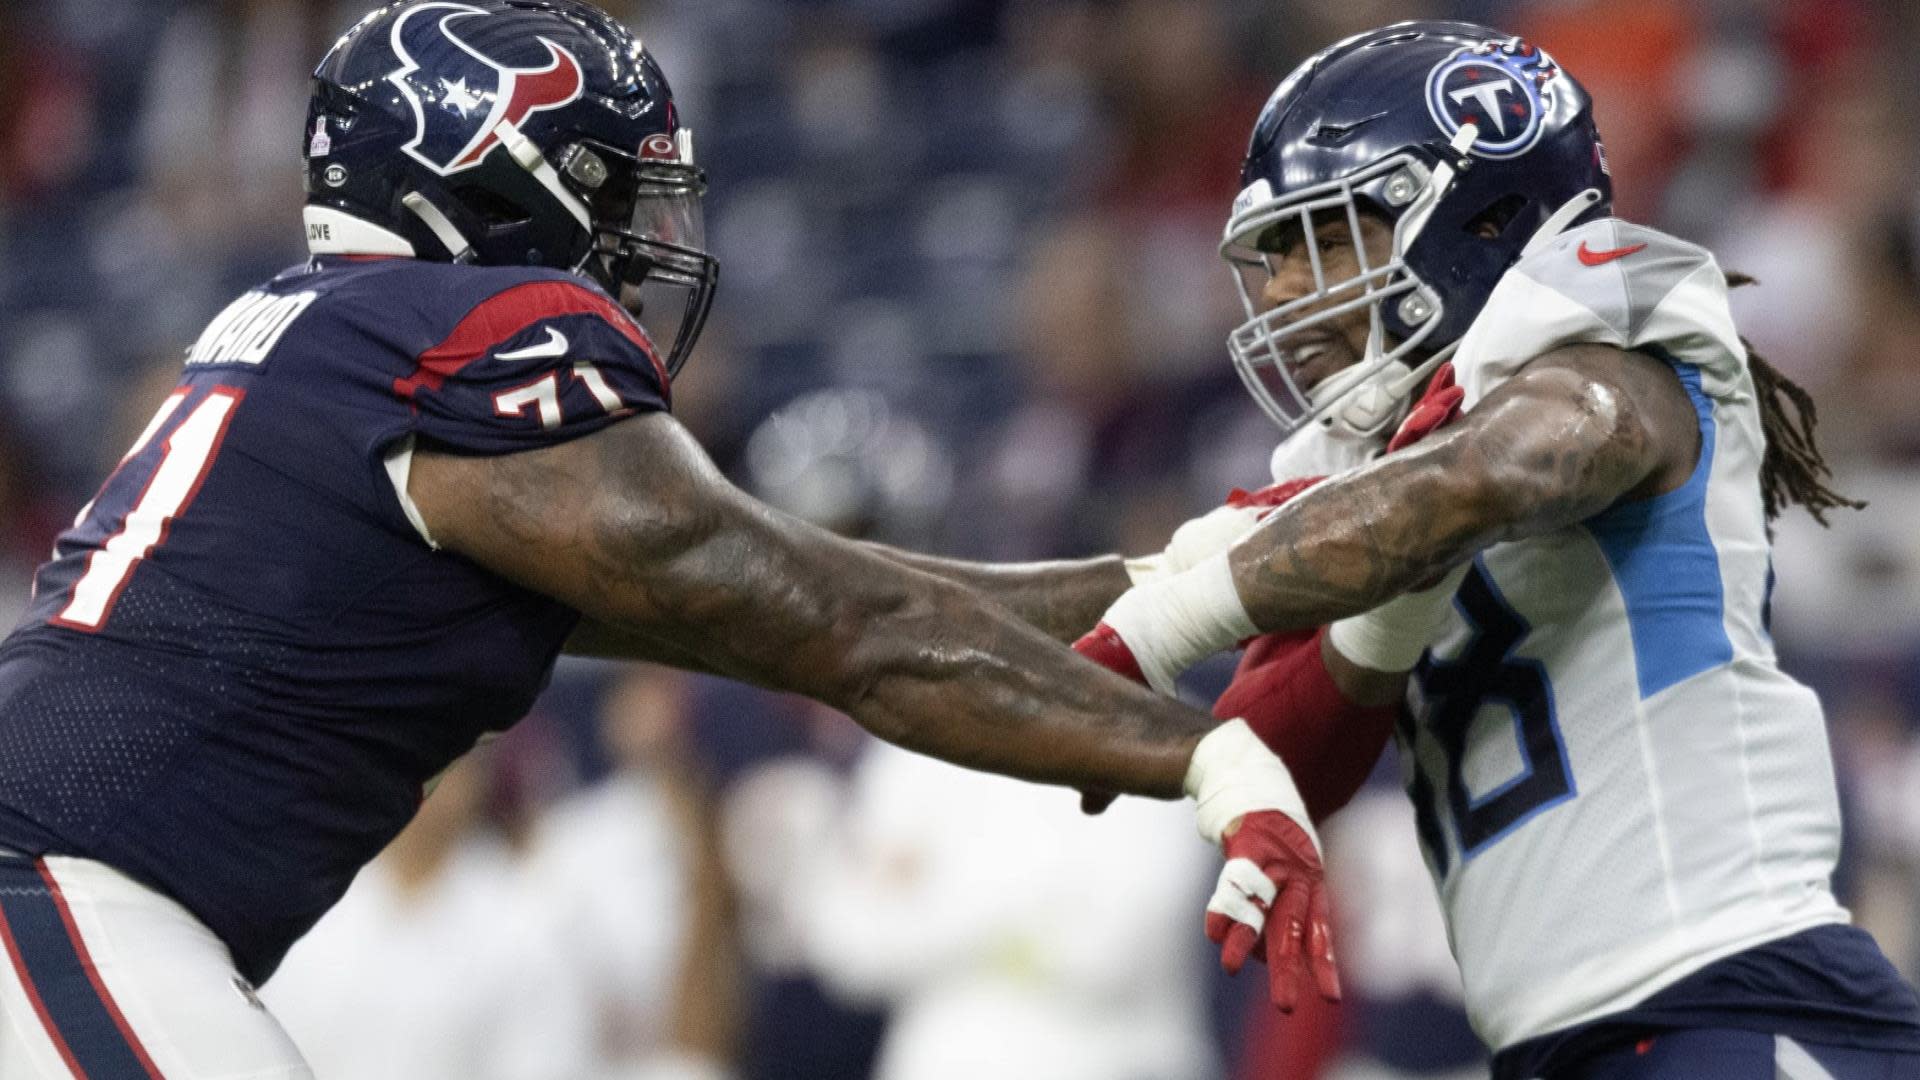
495 327 569 362
1577 241 1648 267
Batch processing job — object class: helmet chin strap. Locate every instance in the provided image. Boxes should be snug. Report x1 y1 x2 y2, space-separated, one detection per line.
497 118 592 231
401 192 474 263
1323 343 1460 437
1329 310 1408 436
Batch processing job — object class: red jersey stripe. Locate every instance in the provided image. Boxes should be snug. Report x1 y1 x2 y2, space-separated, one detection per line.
393 280 668 399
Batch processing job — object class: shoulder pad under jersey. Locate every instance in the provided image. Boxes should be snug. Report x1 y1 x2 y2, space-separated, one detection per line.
1451 218 1746 408
393 266 671 455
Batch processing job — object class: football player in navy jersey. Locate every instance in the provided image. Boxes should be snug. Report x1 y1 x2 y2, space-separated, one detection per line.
0 3 1334 1076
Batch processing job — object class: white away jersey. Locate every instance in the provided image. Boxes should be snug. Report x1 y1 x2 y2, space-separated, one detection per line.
1399 218 1847 1050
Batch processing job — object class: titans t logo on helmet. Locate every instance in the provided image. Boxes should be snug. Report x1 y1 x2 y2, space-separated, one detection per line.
1425 39 1560 160
387 1 585 176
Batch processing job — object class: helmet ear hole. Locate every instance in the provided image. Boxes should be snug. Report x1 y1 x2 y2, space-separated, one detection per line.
1463 193 1528 240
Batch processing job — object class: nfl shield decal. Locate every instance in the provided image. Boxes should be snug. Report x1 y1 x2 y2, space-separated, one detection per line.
1425 39 1560 159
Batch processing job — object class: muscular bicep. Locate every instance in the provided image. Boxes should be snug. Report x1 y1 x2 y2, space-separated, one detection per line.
1441 343 1698 537
1229 344 1699 630
410 412 868 696
411 412 699 618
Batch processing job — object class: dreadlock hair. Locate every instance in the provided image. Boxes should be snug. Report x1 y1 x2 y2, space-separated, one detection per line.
1723 271 1864 527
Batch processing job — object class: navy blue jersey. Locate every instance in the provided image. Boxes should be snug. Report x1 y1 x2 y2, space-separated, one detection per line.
0 256 669 982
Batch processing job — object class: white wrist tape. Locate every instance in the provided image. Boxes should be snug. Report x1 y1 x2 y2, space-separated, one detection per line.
1327 563 1470 673
1125 503 1264 586
1184 719 1319 852
1103 553 1259 693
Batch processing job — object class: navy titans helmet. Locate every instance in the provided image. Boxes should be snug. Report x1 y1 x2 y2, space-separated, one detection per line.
304 0 717 375
1223 21 1611 438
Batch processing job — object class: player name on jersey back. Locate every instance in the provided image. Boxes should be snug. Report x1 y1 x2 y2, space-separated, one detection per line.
186 290 318 367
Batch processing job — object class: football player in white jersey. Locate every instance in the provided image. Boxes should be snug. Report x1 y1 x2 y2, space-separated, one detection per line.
1073 20 1920 1080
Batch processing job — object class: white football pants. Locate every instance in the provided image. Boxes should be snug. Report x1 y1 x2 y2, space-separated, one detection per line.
0 853 312 1079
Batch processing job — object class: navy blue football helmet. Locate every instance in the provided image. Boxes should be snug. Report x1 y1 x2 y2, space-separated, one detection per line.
1223 21 1611 437
304 0 716 375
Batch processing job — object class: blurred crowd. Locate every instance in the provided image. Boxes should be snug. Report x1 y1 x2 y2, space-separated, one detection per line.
3 0 1920 1077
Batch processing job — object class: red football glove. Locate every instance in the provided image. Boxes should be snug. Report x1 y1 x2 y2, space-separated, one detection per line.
1072 623 1146 814
1072 621 1145 686
1205 809 1341 1011
1214 627 1397 823
1386 361 1463 453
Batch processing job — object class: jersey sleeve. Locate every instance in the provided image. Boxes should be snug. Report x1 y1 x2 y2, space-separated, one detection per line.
393 277 670 454
1450 219 1746 409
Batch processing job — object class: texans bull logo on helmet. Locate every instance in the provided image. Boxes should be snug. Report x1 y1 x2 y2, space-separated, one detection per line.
1425 38 1560 160
387 1 585 176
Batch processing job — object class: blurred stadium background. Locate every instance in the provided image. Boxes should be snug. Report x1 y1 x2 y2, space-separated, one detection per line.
3 0 1919 1077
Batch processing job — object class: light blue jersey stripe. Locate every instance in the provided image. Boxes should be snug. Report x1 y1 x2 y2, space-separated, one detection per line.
1583 361 1734 699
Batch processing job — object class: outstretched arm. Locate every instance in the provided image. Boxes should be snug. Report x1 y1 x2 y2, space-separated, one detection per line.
409 412 1209 797
1228 343 1700 631
855 475 1330 642
1075 344 1701 692
855 544 1130 642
